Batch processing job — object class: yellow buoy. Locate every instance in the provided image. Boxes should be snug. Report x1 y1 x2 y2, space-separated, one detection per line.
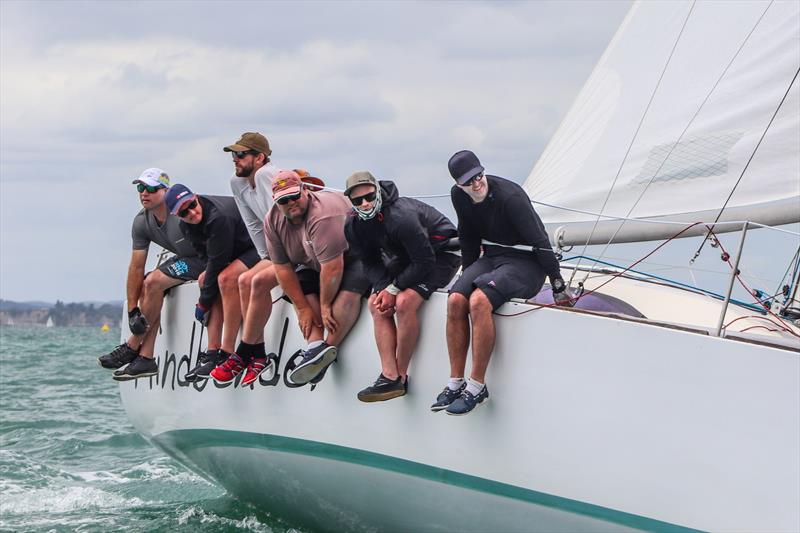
101 324 110 332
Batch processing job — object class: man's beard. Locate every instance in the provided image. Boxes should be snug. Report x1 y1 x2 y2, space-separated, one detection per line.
235 161 254 177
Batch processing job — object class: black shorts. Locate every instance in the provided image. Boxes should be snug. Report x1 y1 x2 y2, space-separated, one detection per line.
449 248 545 310
295 253 371 298
157 255 205 281
236 248 261 270
387 252 460 300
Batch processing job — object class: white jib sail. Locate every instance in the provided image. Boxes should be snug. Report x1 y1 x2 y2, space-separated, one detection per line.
524 0 800 246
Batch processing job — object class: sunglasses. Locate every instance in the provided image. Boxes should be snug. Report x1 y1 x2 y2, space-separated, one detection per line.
462 173 484 187
276 192 302 206
136 183 165 193
349 191 377 206
231 150 257 159
177 199 198 217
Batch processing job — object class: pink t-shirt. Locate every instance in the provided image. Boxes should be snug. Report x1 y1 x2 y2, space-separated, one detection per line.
265 191 352 271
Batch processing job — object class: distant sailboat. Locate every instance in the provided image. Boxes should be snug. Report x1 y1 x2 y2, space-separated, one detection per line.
45 317 54 328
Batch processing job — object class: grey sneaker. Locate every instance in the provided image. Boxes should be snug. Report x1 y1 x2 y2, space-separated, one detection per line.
289 343 337 385
98 343 138 369
357 374 405 402
112 356 159 381
445 386 490 416
430 382 466 412
185 349 228 382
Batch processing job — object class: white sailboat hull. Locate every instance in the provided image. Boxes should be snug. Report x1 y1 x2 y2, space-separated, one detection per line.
119 281 800 532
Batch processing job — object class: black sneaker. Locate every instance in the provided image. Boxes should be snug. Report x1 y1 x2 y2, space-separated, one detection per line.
98 343 138 369
289 343 337 385
185 349 228 382
112 356 159 381
445 385 490 416
430 382 466 412
357 373 406 403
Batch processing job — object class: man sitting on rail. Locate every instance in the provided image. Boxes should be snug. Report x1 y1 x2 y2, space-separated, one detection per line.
343 171 459 402
164 184 260 383
432 150 572 415
98 168 205 381
265 170 369 386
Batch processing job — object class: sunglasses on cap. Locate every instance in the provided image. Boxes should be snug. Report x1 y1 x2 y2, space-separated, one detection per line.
349 191 377 206
177 200 198 218
462 173 484 187
231 150 258 159
136 183 165 193
276 192 302 206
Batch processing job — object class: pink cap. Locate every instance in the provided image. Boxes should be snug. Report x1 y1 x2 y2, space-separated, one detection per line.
272 170 304 201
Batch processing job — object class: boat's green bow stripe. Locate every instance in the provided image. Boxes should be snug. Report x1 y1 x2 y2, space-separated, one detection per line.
154 429 704 533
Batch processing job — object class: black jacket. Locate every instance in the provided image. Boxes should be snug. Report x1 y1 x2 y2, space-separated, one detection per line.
180 195 255 308
345 180 457 292
451 175 562 282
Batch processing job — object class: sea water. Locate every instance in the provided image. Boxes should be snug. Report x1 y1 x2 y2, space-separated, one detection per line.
0 326 304 532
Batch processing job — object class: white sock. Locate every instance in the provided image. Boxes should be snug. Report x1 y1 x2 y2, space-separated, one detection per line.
466 378 484 396
307 340 325 351
447 377 465 391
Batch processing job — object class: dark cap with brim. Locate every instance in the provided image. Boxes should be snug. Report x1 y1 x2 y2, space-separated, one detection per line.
448 150 485 185
223 132 272 156
165 184 196 214
343 171 378 196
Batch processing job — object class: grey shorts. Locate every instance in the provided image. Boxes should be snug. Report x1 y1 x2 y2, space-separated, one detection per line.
157 256 205 281
236 248 261 270
449 249 545 310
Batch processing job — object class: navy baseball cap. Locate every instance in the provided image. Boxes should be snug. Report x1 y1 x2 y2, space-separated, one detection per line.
165 184 196 214
448 150 485 185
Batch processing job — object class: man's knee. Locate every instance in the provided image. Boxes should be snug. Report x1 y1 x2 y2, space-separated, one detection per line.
143 270 177 295
448 292 469 317
251 268 277 292
238 269 255 292
218 269 240 293
469 289 493 315
395 292 421 317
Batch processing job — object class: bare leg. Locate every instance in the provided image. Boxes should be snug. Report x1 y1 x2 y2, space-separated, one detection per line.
218 260 249 353
369 293 399 379
129 270 182 357
241 264 278 344
468 289 495 383
297 293 324 343
446 292 470 378
394 289 424 378
325 290 362 347
206 298 223 350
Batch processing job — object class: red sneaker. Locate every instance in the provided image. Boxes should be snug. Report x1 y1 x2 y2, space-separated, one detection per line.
241 357 271 387
210 353 246 384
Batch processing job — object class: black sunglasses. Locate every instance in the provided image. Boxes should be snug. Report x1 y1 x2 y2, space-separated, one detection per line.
136 183 165 193
349 191 377 206
177 199 198 217
276 192 302 206
462 173 484 187
231 150 257 159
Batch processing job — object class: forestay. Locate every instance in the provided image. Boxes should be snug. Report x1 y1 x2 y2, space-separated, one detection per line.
524 0 800 245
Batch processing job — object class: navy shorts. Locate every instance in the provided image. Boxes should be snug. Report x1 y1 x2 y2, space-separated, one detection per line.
385 252 460 300
157 255 205 281
236 248 261 270
449 248 545 310
295 253 371 298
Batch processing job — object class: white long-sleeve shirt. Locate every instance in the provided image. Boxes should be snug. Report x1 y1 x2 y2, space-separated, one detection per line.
230 163 278 260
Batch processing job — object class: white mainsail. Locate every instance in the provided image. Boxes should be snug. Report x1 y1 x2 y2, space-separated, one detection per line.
524 0 800 246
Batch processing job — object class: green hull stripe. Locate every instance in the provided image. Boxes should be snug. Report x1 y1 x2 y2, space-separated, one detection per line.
154 429 704 533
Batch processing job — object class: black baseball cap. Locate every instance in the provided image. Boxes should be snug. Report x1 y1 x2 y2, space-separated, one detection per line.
448 150 485 185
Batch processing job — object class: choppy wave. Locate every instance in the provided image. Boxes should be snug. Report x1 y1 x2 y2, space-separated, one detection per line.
0 326 302 532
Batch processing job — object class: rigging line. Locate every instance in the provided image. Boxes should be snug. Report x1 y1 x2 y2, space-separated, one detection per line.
569 0 698 286
584 0 775 279
691 64 800 262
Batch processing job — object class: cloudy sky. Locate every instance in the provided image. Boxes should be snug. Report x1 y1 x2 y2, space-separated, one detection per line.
1 0 634 302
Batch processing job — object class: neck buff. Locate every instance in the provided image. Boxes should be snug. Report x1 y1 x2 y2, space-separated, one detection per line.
354 187 383 220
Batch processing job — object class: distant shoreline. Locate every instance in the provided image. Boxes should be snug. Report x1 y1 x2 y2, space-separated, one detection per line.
0 299 122 327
